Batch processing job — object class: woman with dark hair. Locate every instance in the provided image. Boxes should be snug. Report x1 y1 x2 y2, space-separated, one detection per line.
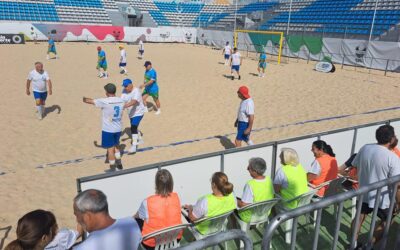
307 140 338 196
184 172 236 235
134 169 182 249
5 210 80 250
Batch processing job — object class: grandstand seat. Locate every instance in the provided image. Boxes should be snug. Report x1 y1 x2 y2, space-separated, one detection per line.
184 209 233 248
140 224 190 250
275 189 319 244
233 198 280 248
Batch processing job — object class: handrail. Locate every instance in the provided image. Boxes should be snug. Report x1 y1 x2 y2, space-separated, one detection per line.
262 174 400 249
176 229 253 250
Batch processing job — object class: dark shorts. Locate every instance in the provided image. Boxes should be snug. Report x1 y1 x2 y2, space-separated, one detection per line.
130 116 143 126
139 50 144 55
236 121 250 141
119 62 127 67
361 202 390 221
101 131 121 148
231 65 240 72
33 91 48 101
224 54 230 60
259 62 267 69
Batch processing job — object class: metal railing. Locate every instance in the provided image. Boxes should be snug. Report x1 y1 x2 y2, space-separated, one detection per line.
177 229 253 250
262 174 400 250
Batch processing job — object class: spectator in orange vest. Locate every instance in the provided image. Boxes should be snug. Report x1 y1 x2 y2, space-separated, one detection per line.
307 140 338 197
134 169 182 249
390 136 400 157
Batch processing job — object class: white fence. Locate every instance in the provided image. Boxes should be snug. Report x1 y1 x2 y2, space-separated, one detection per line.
77 118 400 219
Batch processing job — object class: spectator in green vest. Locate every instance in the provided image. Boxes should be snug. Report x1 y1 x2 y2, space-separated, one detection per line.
274 148 308 209
237 157 275 222
184 172 236 235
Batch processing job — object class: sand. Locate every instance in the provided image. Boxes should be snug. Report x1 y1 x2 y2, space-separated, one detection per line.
0 42 399 246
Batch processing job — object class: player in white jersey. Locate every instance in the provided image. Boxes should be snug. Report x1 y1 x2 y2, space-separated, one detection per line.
83 83 125 171
121 78 146 154
119 45 128 75
26 62 53 120
234 86 254 147
138 40 144 59
222 41 231 65
230 48 242 80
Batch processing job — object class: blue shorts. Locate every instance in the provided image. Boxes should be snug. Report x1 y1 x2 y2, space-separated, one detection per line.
236 121 250 141
48 47 56 54
101 131 121 148
139 50 144 54
259 62 267 69
224 54 230 60
130 115 143 126
231 65 240 72
33 91 48 101
119 62 127 67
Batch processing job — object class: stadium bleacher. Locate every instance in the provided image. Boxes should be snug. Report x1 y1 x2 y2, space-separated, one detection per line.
260 0 400 36
0 0 399 36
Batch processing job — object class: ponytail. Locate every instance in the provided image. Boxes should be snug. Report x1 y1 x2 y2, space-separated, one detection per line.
313 140 335 157
5 240 24 250
211 172 234 196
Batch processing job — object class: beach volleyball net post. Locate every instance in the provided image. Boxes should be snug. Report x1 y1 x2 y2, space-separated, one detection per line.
234 30 284 65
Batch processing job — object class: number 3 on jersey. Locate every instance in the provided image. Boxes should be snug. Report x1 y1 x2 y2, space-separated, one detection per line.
113 106 120 118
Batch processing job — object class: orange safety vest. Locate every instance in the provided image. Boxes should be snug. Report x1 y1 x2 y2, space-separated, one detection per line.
392 147 400 158
142 192 182 247
310 154 338 196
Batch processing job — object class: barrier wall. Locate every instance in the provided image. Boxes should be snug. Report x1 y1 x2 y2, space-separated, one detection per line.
198 28 400 72
0 22 197 43
78 118 400 219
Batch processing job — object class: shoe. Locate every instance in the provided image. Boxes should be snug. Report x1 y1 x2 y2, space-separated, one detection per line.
231 76 234 80
116 159 123 170
238 75 241 80
128 144 137 154
46 55 50 60
37 112 42 120
105 164 117 172
155 110 161 115
144 107 149 113
138 131 144 144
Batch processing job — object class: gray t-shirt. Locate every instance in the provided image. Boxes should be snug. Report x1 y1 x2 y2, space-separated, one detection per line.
352 144 400 209
73 217 141 250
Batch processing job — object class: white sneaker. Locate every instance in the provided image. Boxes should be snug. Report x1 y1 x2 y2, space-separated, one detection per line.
155 110 161 115
37 112 42 120
128 144 137 154
144 107 149 113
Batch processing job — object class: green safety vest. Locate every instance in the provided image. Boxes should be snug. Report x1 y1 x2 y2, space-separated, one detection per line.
195 193 236 235
239 177 274 223
280 164 308 209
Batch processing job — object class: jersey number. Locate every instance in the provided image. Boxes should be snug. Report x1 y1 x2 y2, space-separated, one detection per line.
113 106 120 118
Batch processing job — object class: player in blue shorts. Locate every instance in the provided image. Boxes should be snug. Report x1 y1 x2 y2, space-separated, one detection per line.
47 37 58 60
222 41 232 65
258 51 267 77
26 62 53 120
230 48 242 80
234 86 254 147
97 46 108 79
141 61 161 115
119 45 127 75
121 79 146 154
83 83 125 171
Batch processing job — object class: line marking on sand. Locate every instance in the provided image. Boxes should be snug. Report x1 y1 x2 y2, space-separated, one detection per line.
29 105 400 170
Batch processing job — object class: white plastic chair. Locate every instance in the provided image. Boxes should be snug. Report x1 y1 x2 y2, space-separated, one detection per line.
275 189 319 244
184 210 234 249
233 198 280 247
140 223 190 250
